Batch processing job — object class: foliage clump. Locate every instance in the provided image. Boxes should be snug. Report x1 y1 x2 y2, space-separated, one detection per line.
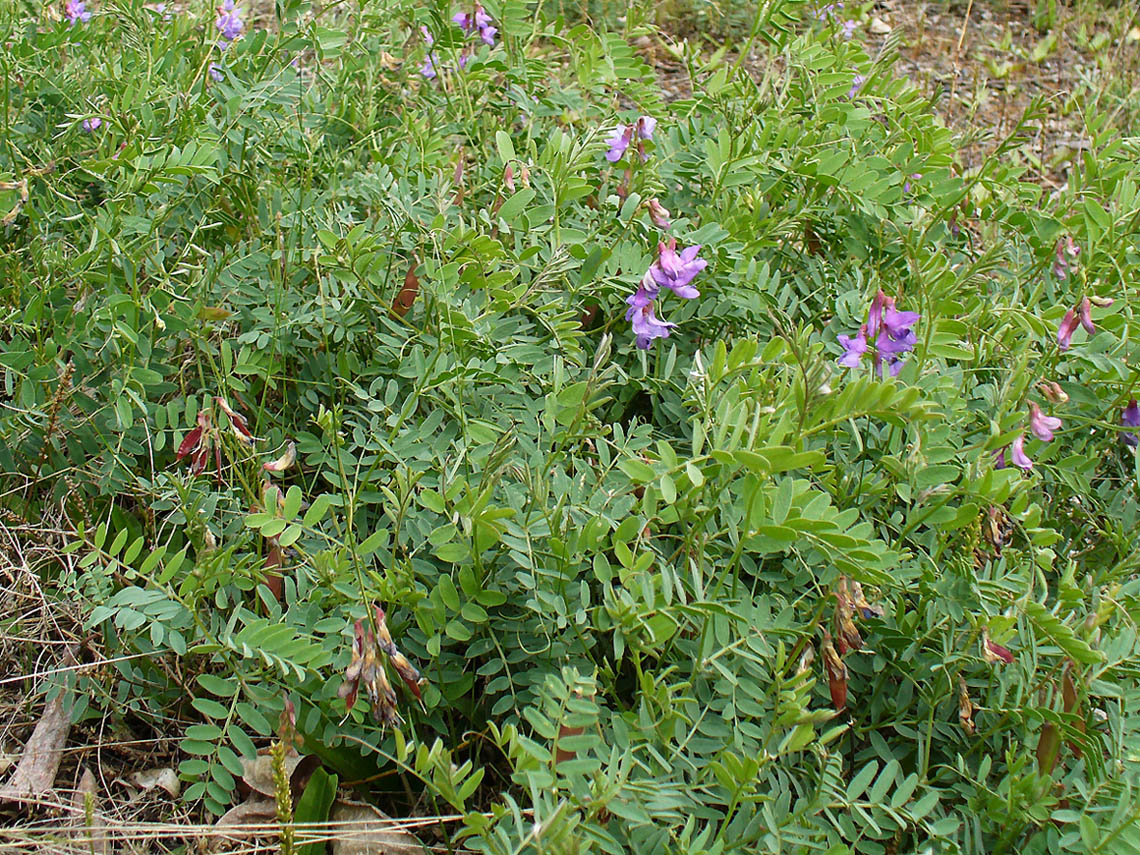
1 0 1139 852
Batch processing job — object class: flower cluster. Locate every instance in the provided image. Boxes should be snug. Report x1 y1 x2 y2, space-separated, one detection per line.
66 0 91 24
815 2 856 38
82 117 101 132
625 238 706 349
996 393 1064 472
452 4 496 46
836 289 920 378
1056 295 1110 350
606 116 656 163
422 6 497 79
338 607 424 726
216 0 243 45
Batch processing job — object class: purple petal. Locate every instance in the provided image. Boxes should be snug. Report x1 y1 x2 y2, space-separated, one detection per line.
1010 435 1033 470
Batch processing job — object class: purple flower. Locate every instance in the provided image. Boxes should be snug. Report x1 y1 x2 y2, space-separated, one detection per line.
994 447 1007 469
882 304 920 339
209 62 223 81
903 172 922 194
847 74 866 99
606 125 633 162
1057 308 1079 351
216 0 242 42
454 5 496 46
627 302 676 349
842 19 857 38
420 53 439 79
837 327 867 368
625 275 659 313
606 116 656 163
1028 402 1062 442
649 239 706 299
421 25 434 46
1053 235 1080 279
1078 296 1096 336
66 0 91 24
1122 399 1140 448
1010 435 1033 471
82 117 101 132
838 289 919 376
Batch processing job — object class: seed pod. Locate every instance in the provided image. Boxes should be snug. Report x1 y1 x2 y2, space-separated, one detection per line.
821 631 848 712
392 258 420 318
1036 721 1061 775
834 577 863 654
958 676 975 735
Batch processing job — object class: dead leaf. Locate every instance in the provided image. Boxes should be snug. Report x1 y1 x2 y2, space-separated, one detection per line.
330 800 427 855
70 768 111 855
241 749 321 798
0 689 72 800
214 797 279 847
131 767 181 798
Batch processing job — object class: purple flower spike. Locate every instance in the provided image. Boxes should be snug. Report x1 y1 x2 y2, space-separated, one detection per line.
420 54 439 79
1057 309 1079 351
1010 435 1033 471
649 238 706 299
627 303 676 349
66 0 91 24
606 125 633 163
1122 399 1140 448
216 0 243 41
82 117 101 132
837 327 867 368
1028 402 1062 442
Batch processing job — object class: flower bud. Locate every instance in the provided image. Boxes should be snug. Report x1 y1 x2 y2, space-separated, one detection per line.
1037 381 1068 404
647 198 670 229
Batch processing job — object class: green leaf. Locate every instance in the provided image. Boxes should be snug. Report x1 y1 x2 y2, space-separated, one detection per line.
197 674 239 697
192 697 231 719
295 768 338 855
